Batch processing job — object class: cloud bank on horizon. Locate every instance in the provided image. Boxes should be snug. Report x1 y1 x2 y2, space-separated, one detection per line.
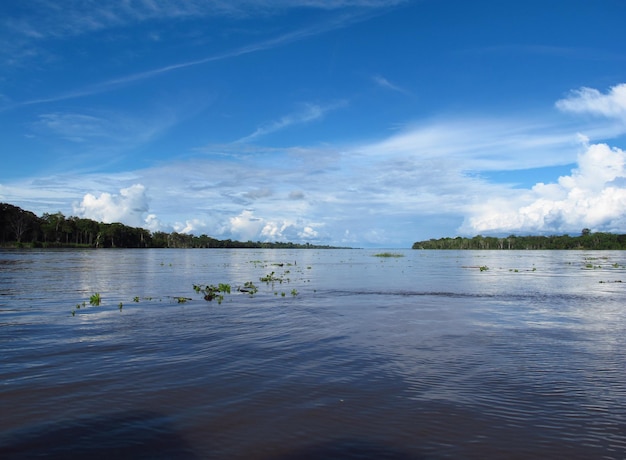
1 0 625 247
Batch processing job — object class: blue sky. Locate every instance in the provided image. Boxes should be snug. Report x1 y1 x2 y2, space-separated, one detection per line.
2 0 626 247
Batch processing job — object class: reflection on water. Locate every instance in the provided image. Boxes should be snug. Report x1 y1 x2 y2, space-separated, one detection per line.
1 249 626 458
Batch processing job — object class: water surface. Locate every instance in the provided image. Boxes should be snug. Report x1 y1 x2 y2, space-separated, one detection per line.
1 249 625 458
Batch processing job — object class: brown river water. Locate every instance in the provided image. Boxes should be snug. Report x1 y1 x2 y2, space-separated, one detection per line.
1 248 625 459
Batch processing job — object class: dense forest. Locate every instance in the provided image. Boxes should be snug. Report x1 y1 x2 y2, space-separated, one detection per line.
0 203 345 249
413 230 626 250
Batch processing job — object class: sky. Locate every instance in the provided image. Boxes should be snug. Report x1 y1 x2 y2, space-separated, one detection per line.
1 0 626 248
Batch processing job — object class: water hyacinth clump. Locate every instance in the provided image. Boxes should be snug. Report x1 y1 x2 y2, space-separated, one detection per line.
193 283 231 304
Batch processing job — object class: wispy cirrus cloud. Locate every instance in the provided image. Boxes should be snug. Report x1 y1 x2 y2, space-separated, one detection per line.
4 4 397 110
3 0 408 42
33 108 177 146
7 81 625 246
236 101 348 143
372 74 410 95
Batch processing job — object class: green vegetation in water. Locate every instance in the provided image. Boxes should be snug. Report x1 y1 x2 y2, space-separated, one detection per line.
194 283 231 304
260 271 287 284
89 293 101 306
69 259 324 319
479 266 489 271
238 281 258 296
374 252 404 258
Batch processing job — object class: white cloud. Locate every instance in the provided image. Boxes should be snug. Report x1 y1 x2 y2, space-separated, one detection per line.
237 101 347 143
174 218 209 235
36 112 112 142
372 74 409 94
556 83 626 121
31 108 180 160
7 82 626 246
144 213 165 232
5 110 586 246
3 2 401 103
3 0 407 43
357 117 579 171
228 210 265 241
461 140 626 235
225 209 322 242
73 184 152 228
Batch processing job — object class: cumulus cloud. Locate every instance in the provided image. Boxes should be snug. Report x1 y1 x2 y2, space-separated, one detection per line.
461 140 626 235
173 218 210 235
226 209 321 242
73 184 151 228
556 83 626 120
228 210 265 241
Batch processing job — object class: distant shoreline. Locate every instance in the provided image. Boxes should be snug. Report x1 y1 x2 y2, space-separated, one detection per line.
0 202 351 250
412 232 626 250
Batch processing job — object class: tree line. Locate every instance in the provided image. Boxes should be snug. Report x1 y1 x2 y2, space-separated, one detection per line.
412 230 626 250
0 203 345 249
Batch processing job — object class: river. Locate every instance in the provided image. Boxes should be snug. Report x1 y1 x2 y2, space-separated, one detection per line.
1 248 625 459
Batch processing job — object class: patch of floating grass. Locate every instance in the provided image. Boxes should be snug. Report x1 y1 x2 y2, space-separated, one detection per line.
89 293 101 306
373 252 404 258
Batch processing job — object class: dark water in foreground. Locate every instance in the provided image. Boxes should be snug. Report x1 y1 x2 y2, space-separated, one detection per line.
1 248 625 459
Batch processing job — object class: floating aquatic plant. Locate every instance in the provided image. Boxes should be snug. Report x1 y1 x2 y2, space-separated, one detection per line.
194 283 231 304
238 281 258 296
374 252 404 258
89 293 101 306
260 271 284 284
479 266 489 271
